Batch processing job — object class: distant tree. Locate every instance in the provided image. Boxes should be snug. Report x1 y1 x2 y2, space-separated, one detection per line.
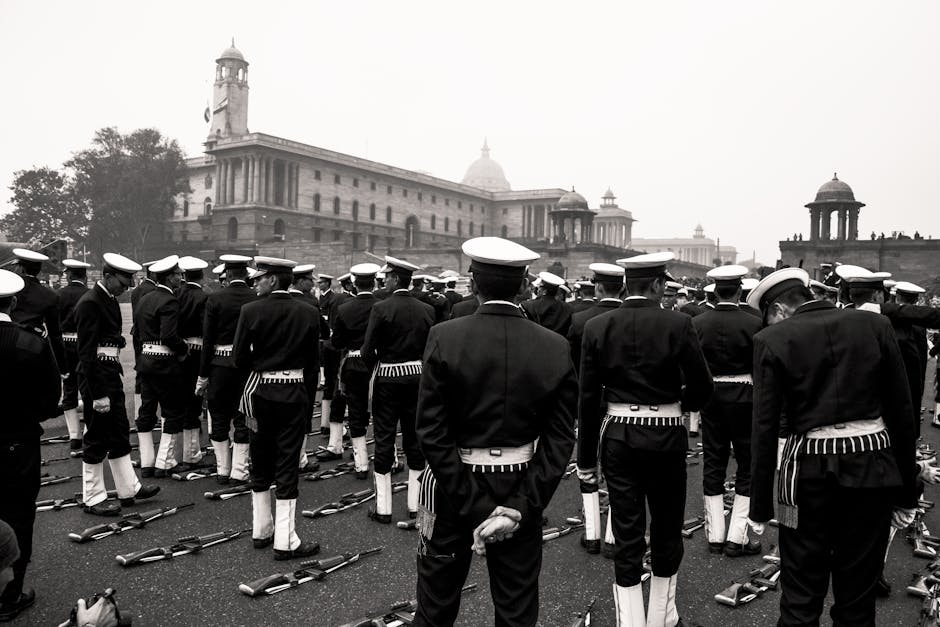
1 166 89 247
67 127 190 261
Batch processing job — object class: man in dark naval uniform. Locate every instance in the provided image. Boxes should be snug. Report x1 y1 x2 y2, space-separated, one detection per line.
0 269 61 621
331 263 382 479
521 271 571 336
234 256 320 560
566 262 624 555
568 280 596 315
692 265 762 557
747 268 917 627
361 256 435 523
130 261 157 421
9 248 66 374
288 264 325 473
176 256 209 468
133 255 189 477
76 254 159 516
316 273 349 440
578 251 713 627
449 283 479 319
196 255 255 485
58 259 91 450
414 237 577 627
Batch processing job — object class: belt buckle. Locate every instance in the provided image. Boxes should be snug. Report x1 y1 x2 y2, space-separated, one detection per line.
629 405 640 412
834 423 846 430
650 405 659 412
489 448 502 457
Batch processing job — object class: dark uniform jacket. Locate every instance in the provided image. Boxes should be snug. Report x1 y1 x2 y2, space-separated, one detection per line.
200 280 255 375
692 303 762 404
57 281 88 334
177 282 208 341
578 297 713 466
749 300 917 523
0 314 60 441
567 298 621 373
521 295 572 336
449 294 479 319
361 290 435 369
679 303 705 318
133 285 187 376
332 293 378 375
416 302 577 527
74 283 126 400
12 275 65 369
232 291 320 405
130 279 157 354
738 303 762 318
443 290 462 308
567 298 596 315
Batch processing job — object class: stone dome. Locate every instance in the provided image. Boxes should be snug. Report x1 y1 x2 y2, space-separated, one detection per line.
813 173 856 203
218 40 246 63
556 188 589 210
462 140 510 191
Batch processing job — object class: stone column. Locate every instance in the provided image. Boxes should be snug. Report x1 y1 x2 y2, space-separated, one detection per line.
264 159 271 205
295 164 300 208
247 157 254 203
228 160 236 207
215 160 222 205
837 208 846 240
821 209 831 240
848 207 859 241
219 160 227 205
809 208 819 241
240 159 248 204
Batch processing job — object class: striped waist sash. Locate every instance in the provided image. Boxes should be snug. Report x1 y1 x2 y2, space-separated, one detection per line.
376 360 422 378
214 344 233 357
458 442 535 472
96 345 120 362
62 332 78 343
604 402 683 426
184 337 203 350
141 343 174 357
713 373 753 385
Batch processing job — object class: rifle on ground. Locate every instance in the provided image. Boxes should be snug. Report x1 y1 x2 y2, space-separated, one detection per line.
337 584 477 626
304 462 355 481
172 468 217 481
41 455 70 466
681 515 706 538
204 484 254 500
543 523 584 543
37 497 82 512
715 562 781 607
911 512 940 559
919 581 940 627
40 474 77 487
396 519 417 530
41 435 71 445
68 503 194 543
302 483 405 519
239 546 383 597
115 528 249 566
566 596 597 627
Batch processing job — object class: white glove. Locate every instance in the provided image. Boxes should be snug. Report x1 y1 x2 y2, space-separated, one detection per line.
576 467 598 485
471 506 522 556
747 518 766 536
891 507 917 530
195 376 209 397
92 397 110 413
73 595 119 627
918 460 940 485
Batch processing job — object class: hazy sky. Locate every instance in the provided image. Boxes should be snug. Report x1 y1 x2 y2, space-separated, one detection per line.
2 1 938 265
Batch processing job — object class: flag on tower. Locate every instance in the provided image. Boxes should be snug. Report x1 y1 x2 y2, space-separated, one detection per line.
203 105 210 123
213 97 229 114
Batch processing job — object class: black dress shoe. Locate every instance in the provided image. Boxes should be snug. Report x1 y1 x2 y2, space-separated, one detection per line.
580 535 601 554
274 541 320 561
84 501 121 516
299 461 321 473
724 539 762 557
355 471 368 480
368 509 391 524
875 574 891 597
69 438 83 451
216 475 230 485
408 510 417 520
689 430 699 437
120 484 160 506
314 449 342 462
319 427 330 436
140 466 155 478
708 541 725 554
253 535 274 549
0 588 35 622
602 542 616 559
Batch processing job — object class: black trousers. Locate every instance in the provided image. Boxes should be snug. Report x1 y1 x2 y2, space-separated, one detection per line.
341 367 370 438
603 440 686 586
322 346 341 401
777 475 893 627
207 366 249 444
371 376 424 473
60 344 81 411
80 363 132 463
0 442 40 602
701 402 752 496
180 350 204 430
249 397 306 500
136 372 187 434
414 469 542 627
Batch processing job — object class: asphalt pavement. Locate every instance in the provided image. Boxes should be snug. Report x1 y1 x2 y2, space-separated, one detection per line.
19 305 940 625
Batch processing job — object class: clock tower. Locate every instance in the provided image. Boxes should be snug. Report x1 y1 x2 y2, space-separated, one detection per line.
208 39 249 140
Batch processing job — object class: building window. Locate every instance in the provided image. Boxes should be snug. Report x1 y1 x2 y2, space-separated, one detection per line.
402 188 408 198
431 195 436 204
481 207 485 214
480 224 485 236
352 200 359 221
502 208 507 215
333 230 342 241
368 234 376 252
457 219 463 237
274 219 286 240
334 174 341 184
387 185 392 194
333 196 341 214
370 181 376 191
405 216 419 248
353 178 359 188
445 198 450 207
459 201 463 209
205 174 213 189
204 198 212 215
386 206 392 223
314 193 321 212
182 199 189 217
418 192 423 201
469 221 474 236
501 225 508 237
386 236 394 249
444 217 449 232
369 203 376 220
430 215 436 230
352 232 360 250
227 217 238 241
314 170 321 181
313 228 322 242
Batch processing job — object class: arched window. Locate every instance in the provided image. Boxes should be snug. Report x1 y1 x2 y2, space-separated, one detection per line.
430 215 436 230
352 200 359 221
204 197 212 215
333 196 341 214
183 199 189 217
480 224 485 236
501 225 508 238
444 217 449 232
405 216 419 248
369 203 376 220
314 193 321 212
386 206 392 223
227 217 238 241
274 219 286 238
469 221 474 236
457 219 463 237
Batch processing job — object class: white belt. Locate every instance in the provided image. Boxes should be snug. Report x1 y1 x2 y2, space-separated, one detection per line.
62 332 78 342
215 344 233 357
376 360 422 377
184 337 203 349
96 346 120 359
142 343 174 356
606 402 682 418
346 349 362 358
713 374 753 385
260 369 304 382
806 417 885 439
458 442 535 470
